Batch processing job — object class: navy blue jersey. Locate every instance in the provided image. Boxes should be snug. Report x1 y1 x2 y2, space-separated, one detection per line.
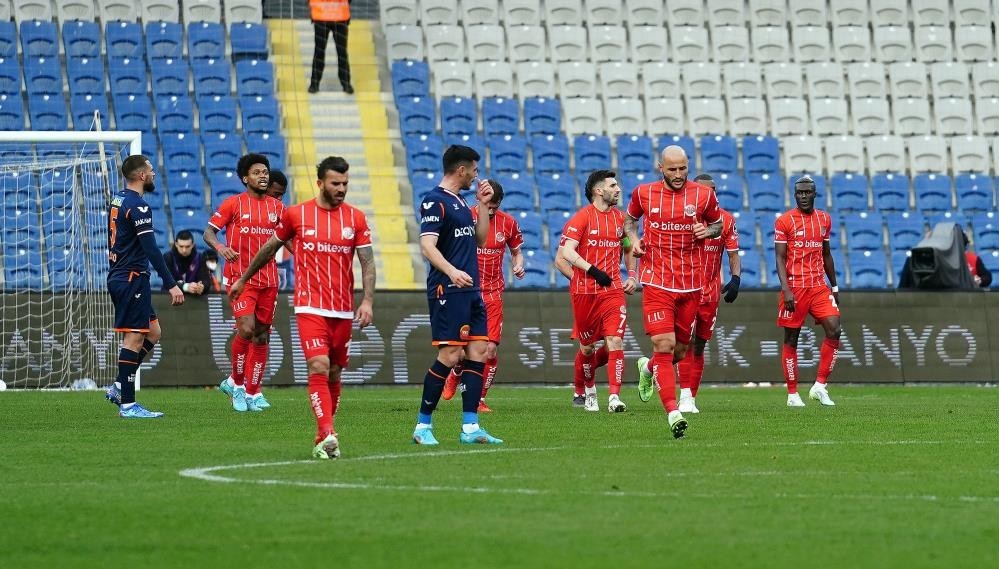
419 186 479 296
108 189 158 278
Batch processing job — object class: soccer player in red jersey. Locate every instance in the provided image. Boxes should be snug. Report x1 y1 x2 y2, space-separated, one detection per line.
624 146 723 439
231 156 375 459
441 180 525 412
204 154 284 413
775 175 841 407
559 170 638 413
637 173 742 414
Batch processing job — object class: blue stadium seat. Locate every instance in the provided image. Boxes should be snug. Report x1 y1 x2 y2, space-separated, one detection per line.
162 133 201 176
235 60 275 96
657 135 696 163
737 249 762 288
24 56 62 96
849 250 887 288
830 172 870 211
198 95 238 134
536 172 577 211
108 57 147 96
171 210 210 237
154 96 195 133
757 211 781 246
494 172 535 207
111 93 151 131
27 94 68 131
714 172 745 211
20 20 58 58
397 96 435 136
731 211 755 246
0 22 15 58
742 135 780 174
700 135 738 174
70 93 110 131
188 22 225 60
146 22 183 60
67 56 106 95
0 172 34 210
38 167 73 202
971 213 999 250
482 97 519 136
63 21 101 58
151 57 190 98
871 173 910 211
619 172 658 202
489 134 528 174
524 97 561 136
246 133 286 170
0 94 24 130
913 174 953 212
440 96 476 137
239 95 279 134
955 173 995 212
509 210 543 244
927 211 968 230
0 144 34 163
166 171 206 200
514 249 552 288
617 134 653 174
193 58 231 97
141 132 160 169
981 251 999 288
229 23 269 62
404 133 443 174
0 57 20 95
574 134 612 173
106 22 144 59
203 134 243 175
747 173 785 212
531 134 570 175
443 133 485 156
391 60 430 99
209 172 245 203
843 212 884 251
4 252 45 290
890 250 910 283
886 212 927 251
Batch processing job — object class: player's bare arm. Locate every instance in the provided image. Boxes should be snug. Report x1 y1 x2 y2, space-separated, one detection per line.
775 241 795 312
203 225 238 262
510 247 526 279
355 245 376 327
623 214 643 257
474 180 494 247
230 235 283 301
559 238 612 287
693 219 724 239
420 234 473 287
822 240 840 305
553 246 574 279
623 247 638 294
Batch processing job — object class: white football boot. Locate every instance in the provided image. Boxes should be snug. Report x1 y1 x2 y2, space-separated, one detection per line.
607 394 627 413
787 393 806 407
808 383 836 406
678 396 699 413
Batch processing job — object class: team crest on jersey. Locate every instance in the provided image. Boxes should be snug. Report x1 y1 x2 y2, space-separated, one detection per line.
820 227 827 237
684 204 696 216
616 226 624 237
305 229 317 236
423 202 434 209
452 203 460 210
796 230 805 237
495 231 505 242
459 325 470 340
268 213 278 223
342 226 355 239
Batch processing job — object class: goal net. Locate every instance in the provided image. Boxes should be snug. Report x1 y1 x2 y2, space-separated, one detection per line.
0 130 141 389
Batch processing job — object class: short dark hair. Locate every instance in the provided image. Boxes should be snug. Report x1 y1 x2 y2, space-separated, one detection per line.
121 154 151 181
317 156 349 180
237 153 270 179
694 173 714 183
175 229 194 242
794 174 817 192
442 144 480 174
584 169 617 202
486 178 503 204
269 169 288 188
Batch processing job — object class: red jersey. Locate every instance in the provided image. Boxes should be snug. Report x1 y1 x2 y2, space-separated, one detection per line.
774 208 833 288
699 209 740 303
471 207 524 301
274 199 372 318
561 204 625 295
627 179 722 292
209 192 284 288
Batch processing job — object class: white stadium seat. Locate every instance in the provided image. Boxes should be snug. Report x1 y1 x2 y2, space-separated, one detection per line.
556 61 597 98
432 61 474 98
792 25 832 63
728 97 767 136
723 62 763 99
811 98 849 136
501 0 541 26
805 62 846 99
789 0 827 28
585 0 623 25
224 0 262 23
893 98 932 136
847 62 886 98
852 98 891 136
140 0 180 22
98 0 139 22
545 0 583 26
935 97 974 136
955 25 994 62
825 135 865 172
682 62 722 99
507 25 546 63
642 62 682 99
830 0 868 28
385 25 425 60
949 135 991 172
666 0 705 28
707 0 746 26
646 98 685 135
672 26 710 62
888 62 929 99
763 62 803 98
874 27 913 63
975 98 999 136
749 0 786 27
912 0 950 27
908 135 949 173
770 98 809 136
687 98 727 136
461 0 499 25
954 0 992 26
516 62 556 98
589 26 628 63
972 62 999 99
548 25 587 62
604 97 646 136
785 135 824 174
930 62 971 99
465 25 506 63
914 26 954 62
752 25 790 63
865 135 906 172
14 0 52 23
420 0 458 25
629 25 669 63
425 25 466 61
380 0 417 25
871 1 908 27
600 62 639 98
625 0 663 24
473 61 514 98
57 0 99 25
993 137 999 174
832 25 872 63
711 25 751 62
563 97 604 136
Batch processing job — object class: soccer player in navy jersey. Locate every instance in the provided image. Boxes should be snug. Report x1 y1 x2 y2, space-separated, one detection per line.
104 155 185 418
412 145 503 445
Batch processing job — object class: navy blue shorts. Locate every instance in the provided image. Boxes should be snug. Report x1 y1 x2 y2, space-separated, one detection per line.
108 273 157 333
428 290 488 346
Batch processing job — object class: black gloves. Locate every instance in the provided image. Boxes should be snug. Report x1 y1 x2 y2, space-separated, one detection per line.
586 265 613 287
722 275 741 303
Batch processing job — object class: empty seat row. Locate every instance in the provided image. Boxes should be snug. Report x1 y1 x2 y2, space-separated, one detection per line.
3 0 262 26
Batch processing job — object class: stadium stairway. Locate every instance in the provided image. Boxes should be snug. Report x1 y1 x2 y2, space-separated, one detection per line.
268 18 415 288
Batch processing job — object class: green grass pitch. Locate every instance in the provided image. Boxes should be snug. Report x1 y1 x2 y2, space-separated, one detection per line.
1 385 996 569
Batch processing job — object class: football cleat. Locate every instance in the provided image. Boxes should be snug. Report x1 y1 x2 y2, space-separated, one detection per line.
442 373 459 401
572 394 585 407
477 400 492 413
637 357 654 402
218 378 235 398
232 386 248 412
245 394 264 412
608 394 627 413
459 428 503 445
412 426 439 445
253 393 271 409
105 383 121 406
119 403 163 419
787 393 806 407
584 392 599 412
667 410 688 439
808 383 836 406
313 433 340 459
678 396 699 414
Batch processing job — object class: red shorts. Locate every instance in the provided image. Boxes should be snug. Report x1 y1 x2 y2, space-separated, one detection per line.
642 286 699 344
571 290 627 345
693 300 720 342
484 297 503 344
777 286 841 328
297 313 352 366
228 284 278 325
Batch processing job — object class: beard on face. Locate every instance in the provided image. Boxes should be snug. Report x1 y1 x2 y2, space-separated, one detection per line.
143 180 155 193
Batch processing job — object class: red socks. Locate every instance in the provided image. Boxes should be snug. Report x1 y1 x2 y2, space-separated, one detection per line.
652 352 678 412
231 335 251 386
309 373 335 442
817 338 839 385
244 343 268 395
482 357 497 399
574 350 597 390
782 344 799 394
607 349 624 395
677 352 705 397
